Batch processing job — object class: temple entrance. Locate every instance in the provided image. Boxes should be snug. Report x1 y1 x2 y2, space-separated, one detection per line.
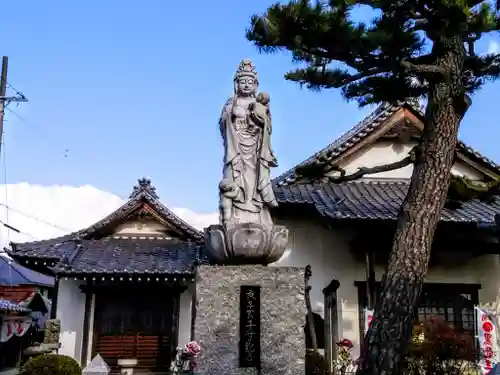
93 286 179 373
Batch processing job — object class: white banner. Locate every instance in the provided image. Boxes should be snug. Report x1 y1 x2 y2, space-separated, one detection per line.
475 306 499 374
364 308 374 334
0 318 32 343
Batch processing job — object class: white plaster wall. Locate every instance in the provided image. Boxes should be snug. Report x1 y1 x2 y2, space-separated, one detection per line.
334 141 484 180
178 285 195 346
56 278 86 363
273 218 500 358
113 219 169 235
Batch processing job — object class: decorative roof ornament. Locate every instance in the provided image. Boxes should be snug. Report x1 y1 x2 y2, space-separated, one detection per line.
129 177 159 200
234 59 258 82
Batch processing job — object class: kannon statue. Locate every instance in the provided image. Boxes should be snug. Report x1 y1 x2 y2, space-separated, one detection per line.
218 59 278 227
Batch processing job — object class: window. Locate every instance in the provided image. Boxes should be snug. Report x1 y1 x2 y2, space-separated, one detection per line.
356 282 479 341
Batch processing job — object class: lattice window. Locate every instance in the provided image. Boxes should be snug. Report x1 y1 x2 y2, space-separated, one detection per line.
356 282 479 341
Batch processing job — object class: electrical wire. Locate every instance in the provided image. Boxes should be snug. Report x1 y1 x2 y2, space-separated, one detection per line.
0 202 70 232
0 219 38 240
5 107 69 158
0 76 23 98
0 78 62 241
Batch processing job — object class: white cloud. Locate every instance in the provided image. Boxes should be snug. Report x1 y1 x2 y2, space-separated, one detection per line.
488 40 500 54
170 208 218 232
0 183 217 250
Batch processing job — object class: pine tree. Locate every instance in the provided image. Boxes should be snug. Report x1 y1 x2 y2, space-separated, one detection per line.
246 1 500 374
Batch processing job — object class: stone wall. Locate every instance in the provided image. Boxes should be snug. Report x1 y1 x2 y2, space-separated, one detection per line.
195 265 306 375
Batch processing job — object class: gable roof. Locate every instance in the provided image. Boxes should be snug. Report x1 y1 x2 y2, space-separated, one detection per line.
272 101 500 225
8 178 203 261
275 101 500 187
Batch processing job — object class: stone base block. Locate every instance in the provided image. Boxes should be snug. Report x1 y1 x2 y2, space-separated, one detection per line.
195 265 306 375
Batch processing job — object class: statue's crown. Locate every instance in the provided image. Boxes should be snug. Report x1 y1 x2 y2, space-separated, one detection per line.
234 59 258 81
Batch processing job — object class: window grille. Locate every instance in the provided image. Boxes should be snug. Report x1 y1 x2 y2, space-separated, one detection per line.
355 282 480 342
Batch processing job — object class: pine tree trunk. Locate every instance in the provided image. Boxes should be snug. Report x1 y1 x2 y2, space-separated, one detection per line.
357 36 468 375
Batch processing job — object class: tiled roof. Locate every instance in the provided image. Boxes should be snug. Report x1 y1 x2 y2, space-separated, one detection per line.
274 179 500 223
0 298 30 312
8 178 203 260
7 238 76 260
275 102 500 186
52 238 208 275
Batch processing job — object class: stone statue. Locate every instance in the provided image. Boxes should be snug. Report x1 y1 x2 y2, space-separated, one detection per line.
43 318 61 345
205 59 288 265
218 59 278 227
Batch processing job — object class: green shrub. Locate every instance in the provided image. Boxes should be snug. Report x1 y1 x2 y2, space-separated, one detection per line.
20 354 81 375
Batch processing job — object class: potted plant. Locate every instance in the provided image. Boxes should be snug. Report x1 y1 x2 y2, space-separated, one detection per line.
171 341 201 375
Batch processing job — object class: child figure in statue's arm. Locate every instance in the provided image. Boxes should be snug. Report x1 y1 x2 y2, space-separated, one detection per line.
219 179 238 226
248 92 270 129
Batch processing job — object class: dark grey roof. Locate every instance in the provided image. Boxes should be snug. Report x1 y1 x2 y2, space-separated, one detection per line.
275 102 500 186
274 179 500 223
53 238 208 275
8 178 203 260
7 239 75 260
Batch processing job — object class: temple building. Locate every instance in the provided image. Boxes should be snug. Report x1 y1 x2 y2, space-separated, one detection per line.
7 101 500 371
7 178 206 373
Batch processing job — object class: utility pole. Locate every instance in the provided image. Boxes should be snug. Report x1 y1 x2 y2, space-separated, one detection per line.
0 56 28 154
0 57 8 150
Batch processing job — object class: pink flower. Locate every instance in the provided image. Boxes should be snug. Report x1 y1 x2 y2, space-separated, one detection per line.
185 341 201 356
337 338 354 349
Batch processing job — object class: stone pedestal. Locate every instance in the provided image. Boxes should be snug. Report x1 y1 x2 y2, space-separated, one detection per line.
195 265 306 375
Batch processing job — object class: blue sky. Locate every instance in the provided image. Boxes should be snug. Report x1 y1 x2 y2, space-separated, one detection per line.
1 1 500 214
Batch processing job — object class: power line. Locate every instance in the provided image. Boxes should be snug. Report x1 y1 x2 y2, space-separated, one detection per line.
0 220 38 240
0 57 27 131
0 75 23 99
5 107 69 158
0 202 70 232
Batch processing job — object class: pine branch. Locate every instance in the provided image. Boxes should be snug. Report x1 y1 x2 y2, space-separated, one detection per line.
247 0 500 103
295 146 419 184
328 156 414 183
400 59 448 78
